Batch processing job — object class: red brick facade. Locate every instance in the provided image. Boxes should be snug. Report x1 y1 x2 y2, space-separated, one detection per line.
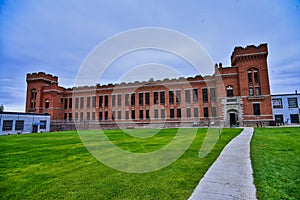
25 43 273 129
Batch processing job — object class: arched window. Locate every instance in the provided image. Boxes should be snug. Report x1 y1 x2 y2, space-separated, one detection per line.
226 86 234 97
248 68 260 96
45 99 49 109
30 89 37 108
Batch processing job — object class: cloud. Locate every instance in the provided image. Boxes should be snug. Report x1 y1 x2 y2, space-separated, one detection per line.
0 0 300 111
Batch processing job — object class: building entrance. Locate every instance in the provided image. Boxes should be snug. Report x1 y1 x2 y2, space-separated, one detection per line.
32 124 38 133
230 113 237 127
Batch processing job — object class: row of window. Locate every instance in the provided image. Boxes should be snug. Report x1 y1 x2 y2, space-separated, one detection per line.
272 98 298 109
71 88 216 109
1 120 46 131
69 107 217 121
247 68 261 97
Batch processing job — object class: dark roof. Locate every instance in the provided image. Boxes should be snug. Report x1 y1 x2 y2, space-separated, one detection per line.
0 112 50 116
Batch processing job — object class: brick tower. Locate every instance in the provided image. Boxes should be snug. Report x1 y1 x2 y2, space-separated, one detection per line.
25 72 65 120
231 43 273 125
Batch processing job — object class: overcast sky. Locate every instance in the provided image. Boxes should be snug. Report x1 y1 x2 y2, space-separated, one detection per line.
1 0 300 112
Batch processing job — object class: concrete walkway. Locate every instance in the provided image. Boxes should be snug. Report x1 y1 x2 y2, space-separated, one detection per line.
189 127 257 200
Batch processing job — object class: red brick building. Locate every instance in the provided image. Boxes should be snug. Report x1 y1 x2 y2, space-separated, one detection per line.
25 43 273 129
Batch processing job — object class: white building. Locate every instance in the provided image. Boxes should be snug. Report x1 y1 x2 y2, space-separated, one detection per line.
272 92 300 124
0 112 50 135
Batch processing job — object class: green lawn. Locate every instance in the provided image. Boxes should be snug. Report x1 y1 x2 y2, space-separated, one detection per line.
0 128 240 200
251 127 300 200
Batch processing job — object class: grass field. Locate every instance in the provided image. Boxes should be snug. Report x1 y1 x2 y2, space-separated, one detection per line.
0 128 241 200
251 127 300 200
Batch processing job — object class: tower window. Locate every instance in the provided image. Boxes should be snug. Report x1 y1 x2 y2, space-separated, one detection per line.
45 99 50 109
253 103 260 115
226 86 233 97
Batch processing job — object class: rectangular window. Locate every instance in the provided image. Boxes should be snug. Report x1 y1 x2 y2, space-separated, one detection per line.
186 108 191 118
92 112 95 120
92 96 96 108
248 71 252 83
75 97 79 109
40 120 46 129
99 112 103 121
112 95 116 107
177 108 181 118
210 88 216 102
118 111 122 120
125 94 129 106
15 120 24 131
227 88 233 97
64 113 67 120
193 89 198 102
160 91 165 104
139 110 143 119
272 98 283 108
176 90 181 104
290 114 299 123
249 88 254 96
99 96 103 107
145 92 150 105
254 70 259 83
104 95 109 107
253 103 261 115
110 111 115 120
169 91 174 104
64 98 68 109
139 93 143 106
154 92 158 104
105 111 108 120
68 113 72 120
131 110 135 120
170 108 174 118
75 113 78 121
194 108 199 118
80 97 84 109
185 90 191 103
161 109 165 118
117 94 122 106
125 111 129 120
154 109 159 118
255 87 260 96
87 112 90 120
87 96 91 108
202 88 208 102
204 107 209 118
288 98 298 108
146 110 150 119
275 114 283 123
212 107 217 117
80 112 83 120
69 98 72 108
131 94 135 106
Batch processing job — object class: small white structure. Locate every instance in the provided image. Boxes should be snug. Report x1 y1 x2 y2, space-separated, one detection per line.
0 112 50 135
272 92 300 124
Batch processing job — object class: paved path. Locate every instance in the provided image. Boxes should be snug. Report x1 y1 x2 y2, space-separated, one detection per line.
189 127 257 200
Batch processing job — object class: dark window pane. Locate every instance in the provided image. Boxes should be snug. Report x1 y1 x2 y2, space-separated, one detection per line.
193 89 198 102
185 90 191 103
160 91 165 104
253 103 260 115
202 88 208 102
170 108 174 118
204 107 209 117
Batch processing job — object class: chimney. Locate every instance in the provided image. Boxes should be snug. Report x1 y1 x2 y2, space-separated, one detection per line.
296 90 298 94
